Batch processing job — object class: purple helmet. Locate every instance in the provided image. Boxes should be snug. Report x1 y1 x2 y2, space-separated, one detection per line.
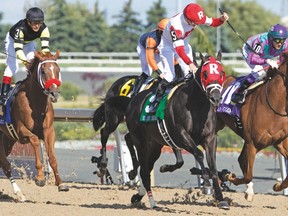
268 24 288 39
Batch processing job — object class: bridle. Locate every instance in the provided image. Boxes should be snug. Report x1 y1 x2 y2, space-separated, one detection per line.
37 59 62 99
265 66 288 117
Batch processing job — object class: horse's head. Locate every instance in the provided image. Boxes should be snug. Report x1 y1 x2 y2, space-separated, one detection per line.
29 50 62 103
199 51 226 107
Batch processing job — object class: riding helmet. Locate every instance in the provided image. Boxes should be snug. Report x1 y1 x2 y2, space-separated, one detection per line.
26 7 44 21
268 24 288 39
157 18 169 31
183 3 206 25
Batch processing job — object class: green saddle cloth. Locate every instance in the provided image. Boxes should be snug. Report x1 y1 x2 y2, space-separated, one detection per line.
140 94 168 122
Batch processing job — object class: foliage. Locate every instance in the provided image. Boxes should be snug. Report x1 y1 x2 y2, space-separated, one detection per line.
145 0 167 32
217 127 243 148
54 122 95 141
60 82 83 101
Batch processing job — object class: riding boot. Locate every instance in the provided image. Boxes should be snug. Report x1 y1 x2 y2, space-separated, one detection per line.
148 79 169 114
0 83 11 106
231 73 256 104
131 73 148 97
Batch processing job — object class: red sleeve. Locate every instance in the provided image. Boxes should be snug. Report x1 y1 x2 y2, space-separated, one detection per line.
175 46 192 65
210 17 224 27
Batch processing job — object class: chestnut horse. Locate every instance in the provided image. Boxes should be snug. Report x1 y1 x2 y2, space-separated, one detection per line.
0 51 68 202
125 52 229 209
216 50 288 200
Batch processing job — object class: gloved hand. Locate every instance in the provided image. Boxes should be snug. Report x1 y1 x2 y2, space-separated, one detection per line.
152 69 164 80
266 59 278 69
22 60 29 66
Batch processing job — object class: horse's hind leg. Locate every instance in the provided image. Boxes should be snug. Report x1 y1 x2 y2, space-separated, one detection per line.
159 148 184 173
0 137 25 201
124 133 139 180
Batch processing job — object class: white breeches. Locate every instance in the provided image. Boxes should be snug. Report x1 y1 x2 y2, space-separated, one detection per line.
4 33 35 77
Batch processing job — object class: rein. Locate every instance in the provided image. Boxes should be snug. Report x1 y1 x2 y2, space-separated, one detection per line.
265 69 288 117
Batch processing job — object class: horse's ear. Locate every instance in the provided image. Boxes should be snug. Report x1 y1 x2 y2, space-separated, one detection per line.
199 52 204 62
54 50 60 60
34 51 43 61
192 51 199 67
217 50 222 61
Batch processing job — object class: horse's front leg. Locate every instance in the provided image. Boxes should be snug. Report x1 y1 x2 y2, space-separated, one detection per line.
226 141 256 201
29 134 46 187
43 126 69 191
124 133 139 180
205 135 229 209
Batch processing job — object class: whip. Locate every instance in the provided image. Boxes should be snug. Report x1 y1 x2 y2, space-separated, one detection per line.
219 8 258 55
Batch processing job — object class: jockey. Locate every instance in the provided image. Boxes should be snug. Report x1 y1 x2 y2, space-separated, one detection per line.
232 24 288 104
0 7 50 105
132 18 169 96
148 3 229 113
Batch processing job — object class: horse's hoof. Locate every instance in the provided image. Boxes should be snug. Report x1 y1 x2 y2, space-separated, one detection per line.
35 178 46 187
202 186 212 195
131 194 143 204
58 184 69 192
273 183 281 192
159 165 168 173
218 201 230 210
128 170 137 180
16 191 26 202
245 192 254 202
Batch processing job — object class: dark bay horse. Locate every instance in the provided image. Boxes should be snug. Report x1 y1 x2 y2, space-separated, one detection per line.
216 50 288 201
92 65 186 178
0 50 68 202
125 52 229 209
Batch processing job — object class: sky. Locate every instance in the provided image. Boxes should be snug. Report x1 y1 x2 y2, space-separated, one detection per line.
1 0 287 26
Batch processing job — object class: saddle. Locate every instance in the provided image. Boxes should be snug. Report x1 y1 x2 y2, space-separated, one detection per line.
139 82 186 122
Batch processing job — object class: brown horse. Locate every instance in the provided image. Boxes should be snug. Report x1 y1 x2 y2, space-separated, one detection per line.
216 50 288 200
0 50 68 202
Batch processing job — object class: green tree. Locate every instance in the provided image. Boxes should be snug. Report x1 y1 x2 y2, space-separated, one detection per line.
145 0 167 31
47 0 89 51
82 1 110 52
107 0 143 52
196 0 281 53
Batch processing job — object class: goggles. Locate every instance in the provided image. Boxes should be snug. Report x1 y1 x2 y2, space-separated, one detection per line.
272 38 285 44
28 20 43 26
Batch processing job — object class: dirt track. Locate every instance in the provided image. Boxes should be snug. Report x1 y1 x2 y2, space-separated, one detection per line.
0 179 287 216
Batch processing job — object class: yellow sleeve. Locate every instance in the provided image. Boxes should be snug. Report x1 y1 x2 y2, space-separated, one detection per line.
14 30 27 61
40 27 50 52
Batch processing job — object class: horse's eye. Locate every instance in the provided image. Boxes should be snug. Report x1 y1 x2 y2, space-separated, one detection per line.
203 71 208 79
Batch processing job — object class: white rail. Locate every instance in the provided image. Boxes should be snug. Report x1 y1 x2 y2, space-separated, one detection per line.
0 52 250 74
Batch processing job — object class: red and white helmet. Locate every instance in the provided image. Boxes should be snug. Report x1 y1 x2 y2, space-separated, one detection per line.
183 3 206 25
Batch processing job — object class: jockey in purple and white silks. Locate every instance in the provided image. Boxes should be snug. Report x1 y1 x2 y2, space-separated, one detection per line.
232 24 288 104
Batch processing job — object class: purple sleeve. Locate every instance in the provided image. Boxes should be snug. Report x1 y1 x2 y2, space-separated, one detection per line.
246 36 267 65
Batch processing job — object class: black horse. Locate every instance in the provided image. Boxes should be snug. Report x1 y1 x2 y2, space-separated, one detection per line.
92 64 186 179
125 51 229 209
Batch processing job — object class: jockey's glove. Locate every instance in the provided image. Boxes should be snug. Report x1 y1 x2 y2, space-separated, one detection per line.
152 69 164 80
22 60 29 65
266 59 278 69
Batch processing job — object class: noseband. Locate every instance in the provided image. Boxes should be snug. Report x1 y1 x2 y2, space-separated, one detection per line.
37 60 62 97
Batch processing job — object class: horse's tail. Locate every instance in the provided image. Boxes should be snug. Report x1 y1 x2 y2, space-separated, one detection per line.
93 103 105 131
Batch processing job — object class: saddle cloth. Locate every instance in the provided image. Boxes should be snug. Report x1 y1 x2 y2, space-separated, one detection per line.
217 76 263 118
0 84 19 125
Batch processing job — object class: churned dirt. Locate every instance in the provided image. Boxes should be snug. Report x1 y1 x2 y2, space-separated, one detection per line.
0 179 287 216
